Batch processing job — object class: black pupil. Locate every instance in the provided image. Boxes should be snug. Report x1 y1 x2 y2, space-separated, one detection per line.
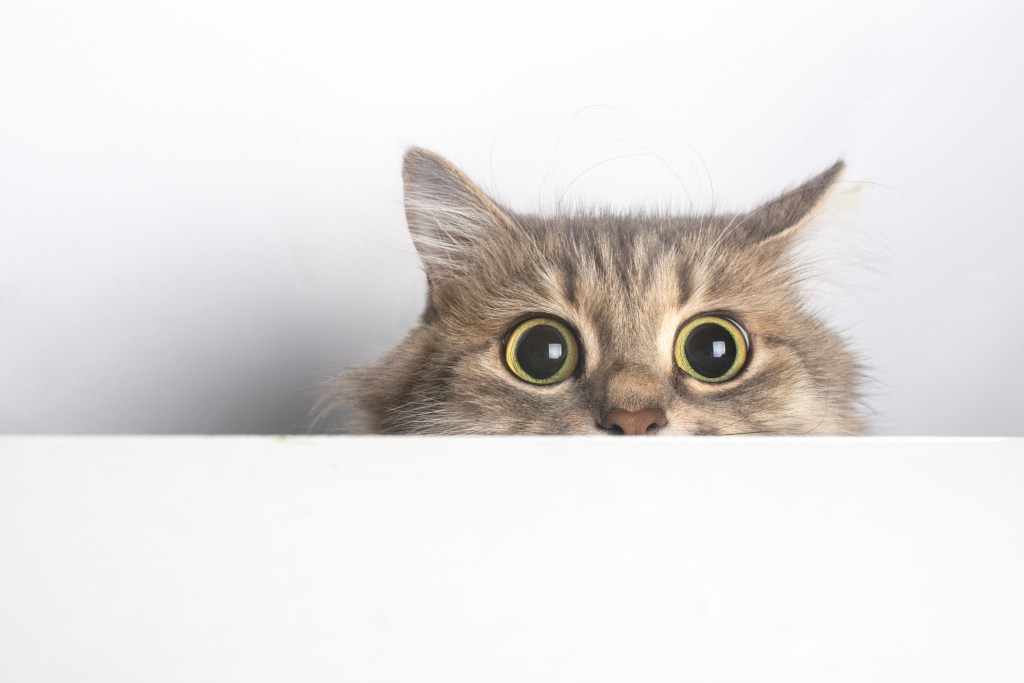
684 323 738 378
516 324 569 380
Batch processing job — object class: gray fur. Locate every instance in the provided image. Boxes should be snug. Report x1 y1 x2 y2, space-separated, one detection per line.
324 147 866 435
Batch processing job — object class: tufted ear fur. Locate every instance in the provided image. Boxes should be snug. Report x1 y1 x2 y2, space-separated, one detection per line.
402 147 520 285
744 160 847 245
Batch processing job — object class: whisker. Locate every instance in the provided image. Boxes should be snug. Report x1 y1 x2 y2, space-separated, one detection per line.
760 92 884 192
554 153 657 211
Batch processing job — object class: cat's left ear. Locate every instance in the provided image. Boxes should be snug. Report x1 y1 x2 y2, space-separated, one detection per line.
744 160 850 244
401 147 519 283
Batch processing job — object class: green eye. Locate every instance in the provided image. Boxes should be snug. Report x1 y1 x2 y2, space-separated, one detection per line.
674 315 749 383
504 317 580 385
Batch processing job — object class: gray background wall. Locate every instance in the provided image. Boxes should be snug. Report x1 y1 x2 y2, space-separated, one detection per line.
2 0 1021 434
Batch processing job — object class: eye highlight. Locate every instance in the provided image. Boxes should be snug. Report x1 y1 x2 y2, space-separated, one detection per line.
504 317 580 385
674 315 749 383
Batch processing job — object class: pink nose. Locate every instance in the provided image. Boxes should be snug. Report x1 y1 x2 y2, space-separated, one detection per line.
599 407 668 435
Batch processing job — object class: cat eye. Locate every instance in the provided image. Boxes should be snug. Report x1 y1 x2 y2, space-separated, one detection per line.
674 315 749 383
503 317 580 385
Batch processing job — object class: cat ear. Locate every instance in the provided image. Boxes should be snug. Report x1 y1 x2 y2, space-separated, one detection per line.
744 160 847 244
402 147 517 281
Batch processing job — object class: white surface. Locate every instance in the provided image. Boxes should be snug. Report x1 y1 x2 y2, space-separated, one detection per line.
1 437 1022 682
2 1 1024 435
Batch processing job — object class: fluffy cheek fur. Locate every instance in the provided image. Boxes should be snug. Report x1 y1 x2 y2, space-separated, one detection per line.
662 344 832 436
351 332 599 435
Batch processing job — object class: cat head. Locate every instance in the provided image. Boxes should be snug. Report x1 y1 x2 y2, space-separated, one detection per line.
343 147 865 435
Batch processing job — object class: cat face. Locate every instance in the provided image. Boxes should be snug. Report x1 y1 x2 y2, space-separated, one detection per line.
341 148 865 435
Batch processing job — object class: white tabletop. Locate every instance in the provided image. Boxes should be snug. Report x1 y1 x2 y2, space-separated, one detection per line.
1 437 1021 682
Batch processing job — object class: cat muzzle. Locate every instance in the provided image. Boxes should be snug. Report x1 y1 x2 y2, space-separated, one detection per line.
598 407 668 436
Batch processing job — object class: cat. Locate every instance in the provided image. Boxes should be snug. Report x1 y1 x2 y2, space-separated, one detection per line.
325 147 866 435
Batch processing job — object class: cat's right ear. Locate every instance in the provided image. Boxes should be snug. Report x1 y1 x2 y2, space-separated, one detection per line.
402 147 518 284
